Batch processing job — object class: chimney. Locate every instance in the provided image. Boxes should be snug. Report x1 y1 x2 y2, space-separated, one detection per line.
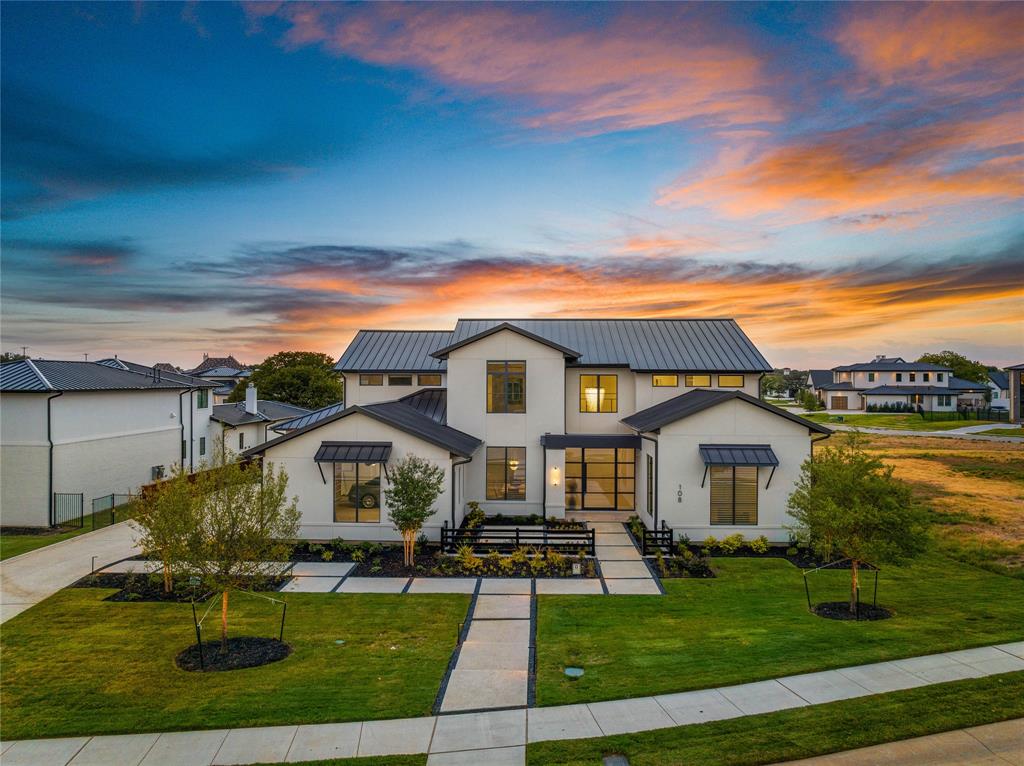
245 384 258 415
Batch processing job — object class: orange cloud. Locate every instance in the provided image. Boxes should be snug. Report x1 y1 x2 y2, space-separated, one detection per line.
261 3 780 133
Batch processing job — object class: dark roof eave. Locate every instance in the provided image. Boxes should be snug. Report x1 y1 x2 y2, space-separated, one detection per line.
431 322 582 360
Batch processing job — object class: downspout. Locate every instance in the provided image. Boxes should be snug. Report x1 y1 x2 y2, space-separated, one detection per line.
189 388 195 471
46 392 63 526
542 446 547 523
639 432 658 528
451 455 473 528
178 389 189 468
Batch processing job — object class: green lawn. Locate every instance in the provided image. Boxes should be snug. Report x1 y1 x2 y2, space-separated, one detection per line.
982 427 1024 437
528 672 1024 765
536 554 1024 706
803 413 999 431
0 589 468 741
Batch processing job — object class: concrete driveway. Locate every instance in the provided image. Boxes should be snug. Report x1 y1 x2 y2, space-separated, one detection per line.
0 521 140 623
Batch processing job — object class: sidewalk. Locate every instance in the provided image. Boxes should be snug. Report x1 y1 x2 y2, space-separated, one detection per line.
0 520 139 623
3 642 1021 766
826 424 1023 442
778 718 1022 765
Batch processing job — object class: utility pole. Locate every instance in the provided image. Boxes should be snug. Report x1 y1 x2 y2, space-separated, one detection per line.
21 346 28 358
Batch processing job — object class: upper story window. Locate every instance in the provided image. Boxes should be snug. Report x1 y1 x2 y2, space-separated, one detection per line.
910 373 917 382
580 374 617 413
388 375 413 386
937 373 944 382
418 373 442 386
360 374 383 386
868 372 876 382
196 388 209 409
923 373 931 382
487 361 526 413
718 375 745 387
653 374 678 387
685 374 711 387
896 373 903 382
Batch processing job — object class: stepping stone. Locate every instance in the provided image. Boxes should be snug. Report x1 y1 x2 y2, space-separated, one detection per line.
289 561 354 577
213 725 297 765
428 745 525 765
527 704 603 743
279 577 341 593
604 578 660 595
4 737 88 766
594 533 632 545
430 709 526 753
653 689 744 726
776 670 873 704
467 619 531 645
595 545 642 561
599 560 651 578
473 595 531 620
140 730 229 766
407 578 478 594
535 579 604 595
456 640 530 671
587 697 674 736
286 722 361 762
69 733 159 766
478 578 532 595
718 680 809 715
588 522 627 531
836 661 930 693
358 716 435 757
335 577 409 593
439 669 528 711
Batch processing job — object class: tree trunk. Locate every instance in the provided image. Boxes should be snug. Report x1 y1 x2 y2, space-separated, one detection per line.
220 590 229 651
849 559 860 615
403 529 416 567
163 561 172 594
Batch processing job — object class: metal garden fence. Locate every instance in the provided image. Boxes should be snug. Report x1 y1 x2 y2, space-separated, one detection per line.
90 493 134 530
51 492 84 528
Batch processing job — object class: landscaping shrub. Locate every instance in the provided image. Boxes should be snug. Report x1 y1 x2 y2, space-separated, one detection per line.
719 533 746 554
627 514 644 539
464 502 486 529
701 535 719 554
750 535 770 554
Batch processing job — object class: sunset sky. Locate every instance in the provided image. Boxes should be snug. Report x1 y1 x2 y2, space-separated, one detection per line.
2 1 1022 368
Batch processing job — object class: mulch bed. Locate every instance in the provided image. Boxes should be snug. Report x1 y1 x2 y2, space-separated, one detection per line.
812 601 893 621
0 525 75 537
176 637 292 672
682 545 826 569
72 572 286 603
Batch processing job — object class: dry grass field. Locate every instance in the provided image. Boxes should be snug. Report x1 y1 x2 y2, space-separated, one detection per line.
834 433 1024 578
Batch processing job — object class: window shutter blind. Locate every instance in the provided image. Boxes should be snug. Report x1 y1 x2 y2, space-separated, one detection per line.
710 466 733 524
733 466 758 524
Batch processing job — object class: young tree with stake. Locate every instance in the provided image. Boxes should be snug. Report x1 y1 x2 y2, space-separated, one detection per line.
788 434 929 614
384 455 445 567
132 463 195 593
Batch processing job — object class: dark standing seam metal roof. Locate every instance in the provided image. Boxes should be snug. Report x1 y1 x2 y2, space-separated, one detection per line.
211 400 312 426
621 388 832 434
396 388 447 423
434 319 771 371
832 361 951 372
863 385 986 396
432 322 582 360
540 433 642 449
97 358 220 388
699 444 779 466
948 376 989 391
272 401 346 432
808 370 833 388
1006 363 1024 370
989 371 1009 390
314 442 392 463
819 381 856 391
1 359 191 392
335 330 452 372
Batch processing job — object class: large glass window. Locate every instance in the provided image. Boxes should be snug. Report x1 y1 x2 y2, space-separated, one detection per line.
334 462 382 522
717 375 745 387
646 454 654 516
685 374 711 387
938 394 952 406
565 447 635 511
196 389 209 409
487 362 526 413
360 374 383 386
486 447 526 500
937 373 944 382
923 373 931 382
199 437 206 456
418 373 442 386
580 375 618 413
653 374 678 387
710 466 757 525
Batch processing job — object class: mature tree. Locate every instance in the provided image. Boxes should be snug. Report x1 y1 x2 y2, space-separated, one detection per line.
916 351 989 383
132 464 195 592
1 352 27 363
227 350 343 409
185 456 299 649
384 455 445 567
788 435 929 614
760 374 785 397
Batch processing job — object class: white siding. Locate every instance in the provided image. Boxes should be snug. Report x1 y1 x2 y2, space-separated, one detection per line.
0 393 50 527
564 368 634 434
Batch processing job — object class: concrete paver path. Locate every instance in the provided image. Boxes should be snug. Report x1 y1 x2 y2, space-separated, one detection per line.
591 521 662 595
4 641 1020 766
0 521 139 623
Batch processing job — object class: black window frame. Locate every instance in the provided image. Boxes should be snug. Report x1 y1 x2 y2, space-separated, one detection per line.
684 374 712 387
709 465 758 525
486 446 527 501
565 447 635 512
579 374 618 413
360 374 384 386
238 432 245 450
418 373 442 386
717 374 745 388
652 374 678 387
388 374 413 386
896 373 903 382
333 461 383 523
199 436 206 456
646 453 654 516
487 361 526 414
868 372 876 382
196 388 209 409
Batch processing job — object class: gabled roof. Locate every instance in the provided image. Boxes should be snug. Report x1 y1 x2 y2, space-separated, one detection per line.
211 400 311 426
197 366 247 378
431 322 582 360
1007 363 1024 371
188 355 244 375
833 361 951 372
818 381 856 391
989 370 1009 390
947 376 989 392
397 388 447 423
808 369 833 388
272 401 346 432
437 318 772 371
621 388 831 434
1 359 191 393
335 330 452 372
97 358 219 388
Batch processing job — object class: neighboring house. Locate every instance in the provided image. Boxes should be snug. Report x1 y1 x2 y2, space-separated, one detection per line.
211 385 311 453
196 366 252 403
987 371 1010 410
97 358 219 470
816 355 988 411
186 354 245 375
244 318 829 543
271 401 346 435
806 370 832 402
1007 364 1024 424
0 359 200 527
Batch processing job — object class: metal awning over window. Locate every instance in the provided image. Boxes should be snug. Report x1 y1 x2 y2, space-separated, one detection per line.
699 444 778 489
314 441 392 463
541 433 641 449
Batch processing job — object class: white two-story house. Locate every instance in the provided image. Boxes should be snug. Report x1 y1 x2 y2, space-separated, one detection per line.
815 356 988 411
244 319 831 544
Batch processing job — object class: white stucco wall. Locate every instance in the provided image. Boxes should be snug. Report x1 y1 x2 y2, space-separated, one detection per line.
0 393 50 527
653 398 819 543
849 370 950 388
564 368 635 434
257 411 457 541
445 329 565 514
634 372 760 412
342 372 447 406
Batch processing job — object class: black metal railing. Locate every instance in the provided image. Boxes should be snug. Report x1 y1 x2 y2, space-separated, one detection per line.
441 522 595 556
918 406 1010 422
90 493 133 530
52 492 84 528
642 520 673 555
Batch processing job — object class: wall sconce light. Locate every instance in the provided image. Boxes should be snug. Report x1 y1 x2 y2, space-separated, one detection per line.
550 466 560 486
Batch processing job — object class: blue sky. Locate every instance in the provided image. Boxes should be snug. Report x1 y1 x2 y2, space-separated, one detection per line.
2 2 1021 367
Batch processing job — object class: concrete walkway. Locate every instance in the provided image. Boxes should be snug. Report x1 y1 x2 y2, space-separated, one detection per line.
826 424 1023 443
779 718 1022 765
4 642 1021 766
592 521 662 595
0 521 139 623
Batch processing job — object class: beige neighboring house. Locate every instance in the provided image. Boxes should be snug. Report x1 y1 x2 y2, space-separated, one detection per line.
815 356 989 411
1008 363 1024 424
244 318 830 544
210 384 311 453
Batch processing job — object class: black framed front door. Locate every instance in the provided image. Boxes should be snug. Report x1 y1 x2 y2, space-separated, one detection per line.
565 447 635 511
